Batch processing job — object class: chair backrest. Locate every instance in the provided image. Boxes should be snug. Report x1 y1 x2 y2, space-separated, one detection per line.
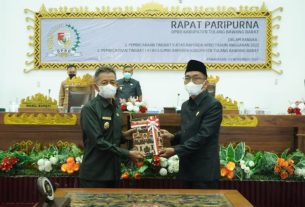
207 84 216 97
68 91 92 112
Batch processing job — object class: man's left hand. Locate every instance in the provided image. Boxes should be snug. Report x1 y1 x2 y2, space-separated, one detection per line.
122 128 137 140
159 148 176 158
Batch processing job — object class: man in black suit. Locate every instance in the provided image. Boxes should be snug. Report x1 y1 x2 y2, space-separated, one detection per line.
116 66 142 102
160 60 223 189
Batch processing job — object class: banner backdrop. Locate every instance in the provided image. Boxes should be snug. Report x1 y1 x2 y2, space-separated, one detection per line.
25 3 279 71
41 18 266 64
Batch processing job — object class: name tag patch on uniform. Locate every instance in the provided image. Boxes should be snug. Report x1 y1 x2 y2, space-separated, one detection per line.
102 116 112 121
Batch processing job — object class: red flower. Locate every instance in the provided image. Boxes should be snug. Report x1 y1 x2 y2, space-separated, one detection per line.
287 107 294 114
0 157 19 172
153 155 160 166
121 104 127 111
294 108 301 115
2 157 10 163
139 106 147 113
10 157 18 165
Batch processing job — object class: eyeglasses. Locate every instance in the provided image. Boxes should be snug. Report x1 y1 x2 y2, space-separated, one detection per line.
183 76 205 84
97 80 117 86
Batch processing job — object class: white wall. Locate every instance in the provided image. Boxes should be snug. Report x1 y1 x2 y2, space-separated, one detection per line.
0 0 304 114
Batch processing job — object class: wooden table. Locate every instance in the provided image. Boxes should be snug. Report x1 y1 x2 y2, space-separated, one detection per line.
1 112 305 153
49 188 253 207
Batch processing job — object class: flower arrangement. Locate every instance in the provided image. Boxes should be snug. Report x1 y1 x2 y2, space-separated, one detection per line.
275 148 305 180
120 97 147 113
61 157 81 174
0 156 19 172
37 156 58 172
220 142 247 180
1 140 305 182
0 149 28 175
159 155 179 176
120 155 179 180
287 100 304 115
0 140 83 176
274 158 294 180
220 142 305 181
220 161 235 180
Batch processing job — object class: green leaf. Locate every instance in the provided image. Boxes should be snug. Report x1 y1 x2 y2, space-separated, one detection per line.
255 151 278 174
138 165 148 173
281 148 290 159
295 157 305 168
219 146 227 161
227 144 235 162
234 142 245 162
244 152 255 161
287 149 305 164
220 160 227 166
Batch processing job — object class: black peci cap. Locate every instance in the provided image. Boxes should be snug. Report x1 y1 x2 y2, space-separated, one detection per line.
185 60 207 76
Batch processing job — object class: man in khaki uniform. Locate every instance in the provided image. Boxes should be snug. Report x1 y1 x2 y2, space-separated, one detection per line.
58 64 95 107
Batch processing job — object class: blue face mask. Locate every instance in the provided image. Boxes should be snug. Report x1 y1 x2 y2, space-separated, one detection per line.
123 72 132 79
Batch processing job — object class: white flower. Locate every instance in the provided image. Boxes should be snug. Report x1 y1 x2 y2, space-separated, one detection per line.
44 165 52 172
295 168 302 176
301 169 305 176
37 159 45 166
133 105 140 112
127 104 134 111
168 155 179 164
76 156 83 164
135 101 142 106
240 163 246 170
244 167 251 174
168 165 175 173
49 156 58 165
159 168 168 176
172 155 179 160
298 103 305 110
248 161 255 167
173 163 179 173
44 160 52 168
160 157 168 168
240 160 245 165
38 165 45 172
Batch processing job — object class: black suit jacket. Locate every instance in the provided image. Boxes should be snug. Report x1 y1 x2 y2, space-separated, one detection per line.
172 91 223 181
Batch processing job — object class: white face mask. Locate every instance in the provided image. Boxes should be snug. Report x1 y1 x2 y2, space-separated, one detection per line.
98 84 117 99
185 81 205 96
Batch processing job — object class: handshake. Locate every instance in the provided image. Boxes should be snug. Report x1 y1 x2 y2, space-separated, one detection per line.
123 128 177 162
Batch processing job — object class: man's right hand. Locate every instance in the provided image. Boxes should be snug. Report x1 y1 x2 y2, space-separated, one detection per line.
160 129 175 141
128 151 145 163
